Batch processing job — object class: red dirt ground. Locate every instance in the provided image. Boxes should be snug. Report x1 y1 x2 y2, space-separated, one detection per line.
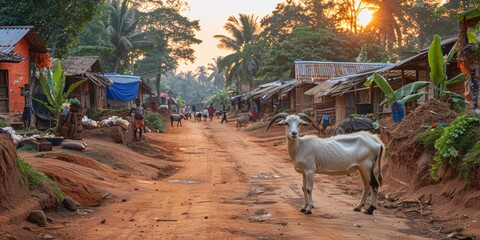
0 112 479 239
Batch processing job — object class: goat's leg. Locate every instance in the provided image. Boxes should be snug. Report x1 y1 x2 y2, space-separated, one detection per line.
300 173 308 212
304 171 315 214
354 169 369 212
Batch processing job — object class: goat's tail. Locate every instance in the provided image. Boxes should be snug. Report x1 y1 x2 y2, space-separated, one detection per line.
377 145 384 186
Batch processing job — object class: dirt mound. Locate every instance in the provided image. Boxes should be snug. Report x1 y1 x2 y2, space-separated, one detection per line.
43 153 114 172
83 125 125 143
391 98 457 138
0 134 30 213
384 99 458 189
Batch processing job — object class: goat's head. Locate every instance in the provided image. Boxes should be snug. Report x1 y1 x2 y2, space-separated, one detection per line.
264 113 320 138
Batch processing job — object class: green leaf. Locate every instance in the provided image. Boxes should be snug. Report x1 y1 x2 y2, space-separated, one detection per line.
428 35 446 90
445 73 465 85
64 79 87 99
445 41 458 62
38 74 55 107
379 98 390 106
32 98 55 114
365 73 395 101
402 92 428 104
467 30 479 44
394 81 431 100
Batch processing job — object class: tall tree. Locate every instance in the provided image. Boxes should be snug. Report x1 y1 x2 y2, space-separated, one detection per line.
195 66 209 85
106 0 151 73
135 7 201 103
260 1 310 44
333 0 372 33
207 56 226 89
363 0 411 50
0 0 104 58
214 14 262 90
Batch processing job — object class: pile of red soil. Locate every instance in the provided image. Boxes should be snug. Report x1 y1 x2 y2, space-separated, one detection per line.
0 134 30 214
384 98 458 190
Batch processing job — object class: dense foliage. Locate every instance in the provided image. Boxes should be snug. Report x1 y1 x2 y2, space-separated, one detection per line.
144 111 165 133
431 114 480 182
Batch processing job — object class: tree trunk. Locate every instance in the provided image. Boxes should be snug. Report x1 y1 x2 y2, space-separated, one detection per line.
114 55 121 73
156 72 162 104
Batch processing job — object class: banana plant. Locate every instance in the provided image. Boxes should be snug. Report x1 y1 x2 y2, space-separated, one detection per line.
364 73 431 106
33 63 86 126
429 34 466 108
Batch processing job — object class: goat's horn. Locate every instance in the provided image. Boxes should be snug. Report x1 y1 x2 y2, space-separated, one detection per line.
264 113 289 133
297 113 322 132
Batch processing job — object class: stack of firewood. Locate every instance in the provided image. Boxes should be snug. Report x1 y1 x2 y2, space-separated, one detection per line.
56 109 83 140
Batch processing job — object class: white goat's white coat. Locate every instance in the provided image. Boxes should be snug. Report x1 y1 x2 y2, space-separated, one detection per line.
266 113 384 215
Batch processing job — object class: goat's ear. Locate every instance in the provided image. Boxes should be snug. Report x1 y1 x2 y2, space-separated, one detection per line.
299 120 309 126
275 119 286 125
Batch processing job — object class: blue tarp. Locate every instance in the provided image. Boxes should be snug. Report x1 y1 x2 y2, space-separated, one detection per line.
105 73 141 101
106 81 140 101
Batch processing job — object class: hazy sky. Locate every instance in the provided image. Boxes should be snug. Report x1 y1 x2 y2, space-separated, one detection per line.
181 0 282 73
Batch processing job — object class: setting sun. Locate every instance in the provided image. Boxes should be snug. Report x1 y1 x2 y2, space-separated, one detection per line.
358 8 375 27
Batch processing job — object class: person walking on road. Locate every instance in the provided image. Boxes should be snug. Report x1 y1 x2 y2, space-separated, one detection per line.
130 98 145 141
208 103 216 121
220 105 228 123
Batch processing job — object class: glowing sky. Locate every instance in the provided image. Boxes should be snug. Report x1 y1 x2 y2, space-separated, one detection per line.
181 0 282 73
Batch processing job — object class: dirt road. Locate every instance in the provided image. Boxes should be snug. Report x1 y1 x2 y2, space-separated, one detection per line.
42 119 430 239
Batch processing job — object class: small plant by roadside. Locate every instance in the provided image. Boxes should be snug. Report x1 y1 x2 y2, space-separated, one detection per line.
18 144 36 152
144 111 165 133
416 127 445 151
430 114 480 181
16 156 64 201
0 119 7 127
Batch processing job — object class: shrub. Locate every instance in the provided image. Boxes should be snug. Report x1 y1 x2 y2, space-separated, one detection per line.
431 114 480 181
144 111 165 133
0 118 7 127
459 142 480 182
16 156 64 201
416 127 445 151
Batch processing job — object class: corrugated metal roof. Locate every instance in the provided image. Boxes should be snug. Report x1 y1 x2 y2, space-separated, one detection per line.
0 51 25 62
290 61 392 82
61 56 103 75
0 26 48 53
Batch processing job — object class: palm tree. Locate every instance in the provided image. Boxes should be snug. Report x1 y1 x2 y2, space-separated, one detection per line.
195 66 209 85
363 0 411 50
106 0 150 73
214 14 262 90
207 56 226 89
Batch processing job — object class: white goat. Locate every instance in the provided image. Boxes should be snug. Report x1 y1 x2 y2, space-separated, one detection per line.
265 113 384 215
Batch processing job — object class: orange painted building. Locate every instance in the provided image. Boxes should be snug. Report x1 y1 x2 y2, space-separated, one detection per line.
0 26 50 116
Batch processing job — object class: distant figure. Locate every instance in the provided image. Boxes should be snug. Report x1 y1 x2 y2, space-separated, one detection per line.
208 103 216 121
202 107 209 121
20 83 32 130
192 105 197 113
107 103 111 109
250 99 258 122
221 105 228 123
150 101 158 112
130 98 145 141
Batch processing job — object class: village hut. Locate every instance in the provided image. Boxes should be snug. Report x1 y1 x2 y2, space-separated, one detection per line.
305 37 458 124
289 61 390 120
0 26 51 126
60 56 111 112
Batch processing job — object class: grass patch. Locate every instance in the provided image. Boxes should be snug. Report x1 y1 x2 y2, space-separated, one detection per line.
0 118 8 127
416 127 445 151
35 153 45 158
83 150 108 164
18 144 36 152
145 111 165 133
16 156 64 201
